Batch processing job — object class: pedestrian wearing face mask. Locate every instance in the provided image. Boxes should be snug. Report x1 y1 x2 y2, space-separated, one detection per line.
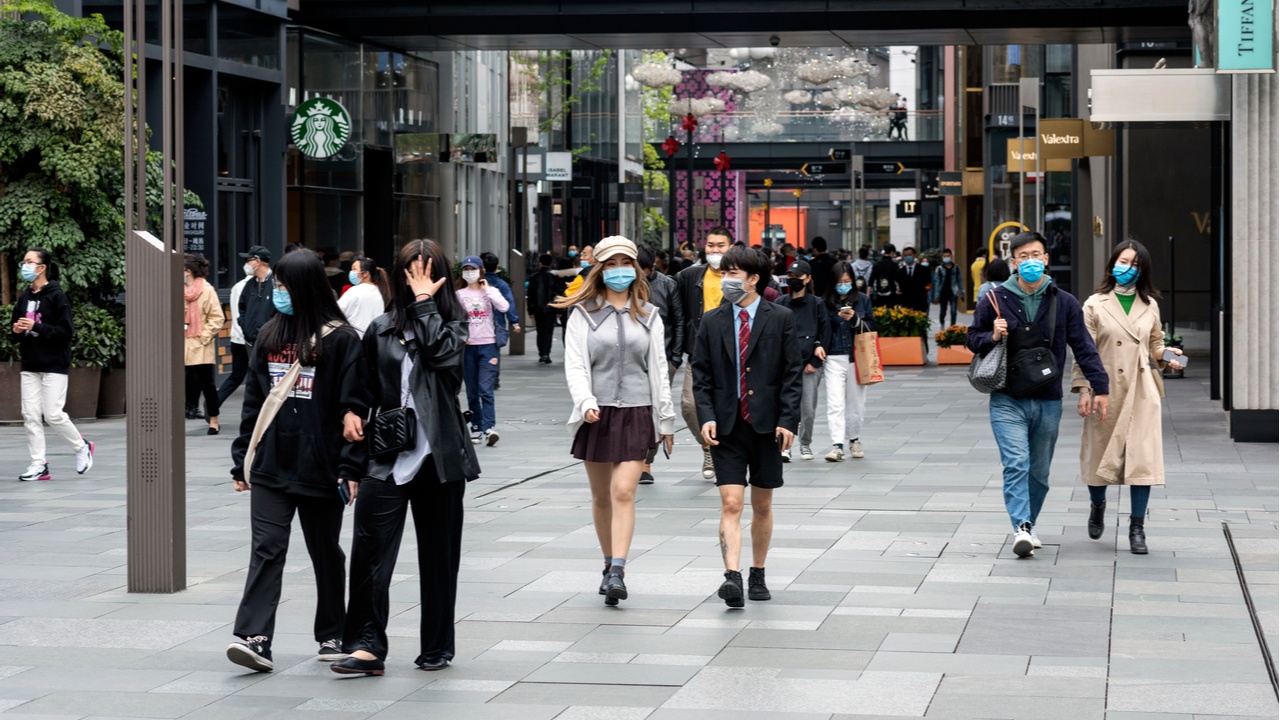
236 245 277 368
1072 240 1181 554
930 249 964 327
337 255 391 336
692 245 804 607
822 262 876 462
456 256 510 446
967 232 1110 558
777 260 829 463
217 260 255 406
676 226 734 481
564 244 596 297
11 248 95 482
183 253 226 435
895 246 930 313
555 236 675 605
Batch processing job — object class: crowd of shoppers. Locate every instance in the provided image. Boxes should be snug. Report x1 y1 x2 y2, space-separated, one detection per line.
0 227 1169 675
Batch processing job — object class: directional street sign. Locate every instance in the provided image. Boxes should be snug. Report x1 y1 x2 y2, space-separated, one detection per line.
800 162 847 176
828 148 852 161
873 161 906 174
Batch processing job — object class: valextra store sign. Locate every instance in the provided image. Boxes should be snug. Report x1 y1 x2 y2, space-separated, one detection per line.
291 98 352 158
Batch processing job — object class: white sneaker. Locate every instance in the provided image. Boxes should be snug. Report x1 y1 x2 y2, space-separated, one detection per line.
849 440 864 459
780 448 791 463
471 432 483 445
824 445 845 462
1030 529 1043 549
702 448 716 480
484 429 500 447
799 445 814 461
75 440 95 474
19 462 50 482
1012 526 1035 557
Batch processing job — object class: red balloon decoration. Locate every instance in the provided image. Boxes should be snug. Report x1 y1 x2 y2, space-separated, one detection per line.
681 113 699 133
662 136 681 157
714 152 731 172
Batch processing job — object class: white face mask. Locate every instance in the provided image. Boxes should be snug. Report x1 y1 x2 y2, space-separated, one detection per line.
706 253 724 270
243 263 254 277
462 269 481 284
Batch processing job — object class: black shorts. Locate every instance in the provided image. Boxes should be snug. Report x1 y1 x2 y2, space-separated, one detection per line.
712 420 785 489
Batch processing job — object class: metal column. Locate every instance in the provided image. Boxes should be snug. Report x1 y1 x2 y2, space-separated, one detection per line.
124 0 187 593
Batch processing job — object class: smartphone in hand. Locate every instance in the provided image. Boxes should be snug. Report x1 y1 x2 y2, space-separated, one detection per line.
1162 349 1188 367
338 480 351 505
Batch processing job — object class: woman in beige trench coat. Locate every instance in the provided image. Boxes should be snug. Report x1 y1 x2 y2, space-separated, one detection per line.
183 253 226 434
1071 240 1183 554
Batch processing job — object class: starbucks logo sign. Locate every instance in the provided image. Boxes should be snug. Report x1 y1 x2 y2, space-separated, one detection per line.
291 98 351 158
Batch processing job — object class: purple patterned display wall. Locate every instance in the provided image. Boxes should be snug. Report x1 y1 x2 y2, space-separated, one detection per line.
669 70 743 245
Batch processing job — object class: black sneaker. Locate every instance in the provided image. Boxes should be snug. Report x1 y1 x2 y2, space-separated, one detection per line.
317 638 346 661
638 471 655 485
226 635 273 672
604 568 627 602
718 570 745 608
598 566 610 595
748 567 771 601
539 356 552 364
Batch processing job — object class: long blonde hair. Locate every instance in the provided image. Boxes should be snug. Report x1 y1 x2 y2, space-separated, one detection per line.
551 260 650 323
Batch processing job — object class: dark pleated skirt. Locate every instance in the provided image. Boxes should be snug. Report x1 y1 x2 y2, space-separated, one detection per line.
571 405 654 463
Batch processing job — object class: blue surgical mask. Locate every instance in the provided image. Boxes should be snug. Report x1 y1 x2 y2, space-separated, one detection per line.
603 266 637 291
580 260 590 269
348 270 362 286
1111 263 1138 286
19 264 38 282
272 288 294 315
903 255 916 265
943 256 953 264
835 282 853 296
1017 258 1046 284
568 250 578 258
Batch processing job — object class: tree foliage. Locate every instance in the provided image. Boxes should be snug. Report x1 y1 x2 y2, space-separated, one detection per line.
0 0 198 306
639 51 673 246
514 50 613 158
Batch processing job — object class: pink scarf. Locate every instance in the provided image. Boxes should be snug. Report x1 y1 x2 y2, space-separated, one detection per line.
183 278 205 338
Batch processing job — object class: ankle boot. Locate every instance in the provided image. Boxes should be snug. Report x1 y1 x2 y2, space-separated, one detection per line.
1087 502 1107 540
1129 517 1148 555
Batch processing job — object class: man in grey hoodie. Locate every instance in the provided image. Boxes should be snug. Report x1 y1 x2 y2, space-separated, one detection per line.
851 246 874 287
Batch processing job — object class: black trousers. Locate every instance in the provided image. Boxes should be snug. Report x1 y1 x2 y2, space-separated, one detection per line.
185 363 221 418
217 342 249 405
534 311 557 358
233 484 347 642
344 462 466 662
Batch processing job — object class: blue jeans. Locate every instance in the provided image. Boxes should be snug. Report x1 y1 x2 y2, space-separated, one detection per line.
989 393 1062 530
464 344 499 432
937 295 958 327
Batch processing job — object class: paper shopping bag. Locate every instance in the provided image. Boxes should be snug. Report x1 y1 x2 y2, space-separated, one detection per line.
853 331 885 386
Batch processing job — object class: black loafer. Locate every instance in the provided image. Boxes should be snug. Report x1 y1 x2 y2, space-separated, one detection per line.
415 656 450 671
330 656 385 676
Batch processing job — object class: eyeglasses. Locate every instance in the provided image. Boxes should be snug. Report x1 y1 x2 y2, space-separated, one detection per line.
1014 251 1045 262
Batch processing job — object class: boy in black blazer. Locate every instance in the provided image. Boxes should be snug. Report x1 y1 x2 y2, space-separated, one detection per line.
691 246 805 607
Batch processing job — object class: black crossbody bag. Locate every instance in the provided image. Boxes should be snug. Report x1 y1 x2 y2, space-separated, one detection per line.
1004 293 1059 398
368 335 418 458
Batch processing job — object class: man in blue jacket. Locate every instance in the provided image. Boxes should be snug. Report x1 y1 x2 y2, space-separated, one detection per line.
481 252 520 388
967 232 1110 558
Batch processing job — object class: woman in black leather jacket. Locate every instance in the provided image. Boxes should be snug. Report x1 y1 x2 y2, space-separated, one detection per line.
332 239 479 677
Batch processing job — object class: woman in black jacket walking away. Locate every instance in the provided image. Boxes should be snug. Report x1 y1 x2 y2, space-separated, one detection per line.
332 239 480 677
226 250 370 673
10 248 94 482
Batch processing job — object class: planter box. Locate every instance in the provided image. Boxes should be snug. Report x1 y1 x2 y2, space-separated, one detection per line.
0 363 20 423
97 366 126 418
66 367 101 422
879 336 926 366
936 346 975 365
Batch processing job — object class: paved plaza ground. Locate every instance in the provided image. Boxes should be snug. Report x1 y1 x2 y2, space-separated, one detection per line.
0 332 1274 719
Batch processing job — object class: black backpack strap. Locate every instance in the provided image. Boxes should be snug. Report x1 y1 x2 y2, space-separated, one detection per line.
1045 292 1059 345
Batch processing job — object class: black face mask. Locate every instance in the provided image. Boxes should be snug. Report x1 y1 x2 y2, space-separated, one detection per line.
786 277 806 292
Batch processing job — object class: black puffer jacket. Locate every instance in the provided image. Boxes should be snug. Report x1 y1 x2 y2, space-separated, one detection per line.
362 298 480 484
646 270 686 369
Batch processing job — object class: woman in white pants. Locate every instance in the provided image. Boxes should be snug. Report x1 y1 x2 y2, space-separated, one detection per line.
821 262 875 462
9 248 93 481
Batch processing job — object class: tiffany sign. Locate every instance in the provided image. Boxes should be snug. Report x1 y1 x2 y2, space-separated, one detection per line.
291 98 352 158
